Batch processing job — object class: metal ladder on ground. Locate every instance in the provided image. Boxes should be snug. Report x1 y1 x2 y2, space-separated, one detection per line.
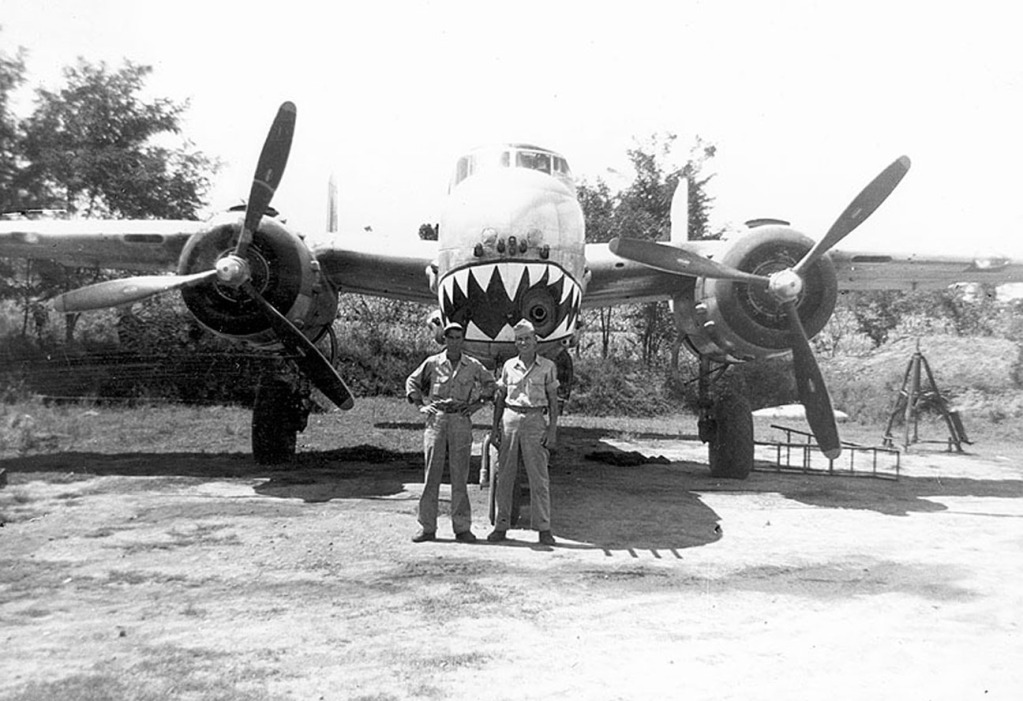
756 424 901 479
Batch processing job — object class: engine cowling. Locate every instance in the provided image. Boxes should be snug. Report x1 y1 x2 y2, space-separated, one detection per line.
677 226 838 362
176 213 338 347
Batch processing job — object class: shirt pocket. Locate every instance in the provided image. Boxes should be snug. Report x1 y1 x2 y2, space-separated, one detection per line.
449 371 476 401
524 371 548 401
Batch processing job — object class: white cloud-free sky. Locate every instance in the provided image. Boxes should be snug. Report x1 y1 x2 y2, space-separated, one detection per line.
3 0 1021 256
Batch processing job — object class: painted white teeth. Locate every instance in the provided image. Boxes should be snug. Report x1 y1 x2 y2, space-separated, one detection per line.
526 263 546 287
496 264 518 300
454 268 471 296
439 263 580 343
469 265 493 290
465 320 488 340
560 280 573 304
550 314 571 339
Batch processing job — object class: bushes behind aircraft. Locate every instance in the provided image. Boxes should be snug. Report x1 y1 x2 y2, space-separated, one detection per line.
1 291 1021 429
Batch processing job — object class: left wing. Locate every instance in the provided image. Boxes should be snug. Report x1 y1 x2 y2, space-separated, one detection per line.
585 236 1023 308
582 241 682 307
829 247 1023 290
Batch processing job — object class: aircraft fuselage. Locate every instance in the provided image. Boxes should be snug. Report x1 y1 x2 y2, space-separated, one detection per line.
434 144 585 367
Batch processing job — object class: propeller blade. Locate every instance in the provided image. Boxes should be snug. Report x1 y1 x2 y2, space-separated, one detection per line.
240 281 355 411
784 300 841 459
51 270 217 313
327 173 339 233
609 237 770 285
235 102 297 257
794 155 911 277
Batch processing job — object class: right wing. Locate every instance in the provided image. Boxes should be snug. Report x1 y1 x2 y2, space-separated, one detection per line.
0 219 202 271
311 234 439 305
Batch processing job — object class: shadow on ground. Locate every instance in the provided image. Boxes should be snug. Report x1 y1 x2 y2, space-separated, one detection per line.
4 425 1020 550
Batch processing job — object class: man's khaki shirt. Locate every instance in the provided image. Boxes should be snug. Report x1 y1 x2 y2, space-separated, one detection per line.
406 351 495 407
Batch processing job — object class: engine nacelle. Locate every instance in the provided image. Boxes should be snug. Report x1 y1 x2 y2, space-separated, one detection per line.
677 226 838 363
176 213 338 347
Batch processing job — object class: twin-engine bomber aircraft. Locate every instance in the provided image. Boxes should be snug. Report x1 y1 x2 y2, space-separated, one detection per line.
2 102 1022 476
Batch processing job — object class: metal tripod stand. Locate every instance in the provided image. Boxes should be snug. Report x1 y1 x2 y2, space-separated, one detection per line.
882 342 970 452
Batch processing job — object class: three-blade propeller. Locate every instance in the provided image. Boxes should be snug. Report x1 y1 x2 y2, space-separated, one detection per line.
609 156 911 458
49 101 354 412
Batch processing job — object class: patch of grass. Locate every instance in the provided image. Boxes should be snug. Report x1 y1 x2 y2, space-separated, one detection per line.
4 643 278 701
104 570 189 586
115 525 243 555
2 673 143 701
166 522 241 548
408 651 490 670
0 488 47 525
0 559 73 601
181 601 208 618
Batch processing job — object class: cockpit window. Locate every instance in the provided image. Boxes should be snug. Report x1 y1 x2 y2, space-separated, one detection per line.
450 145 573 189
475 149 510 172
516 150 552 174
452 150 509 187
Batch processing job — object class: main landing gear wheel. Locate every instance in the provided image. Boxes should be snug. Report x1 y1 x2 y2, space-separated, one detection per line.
252 377 303 465
707 392 754 479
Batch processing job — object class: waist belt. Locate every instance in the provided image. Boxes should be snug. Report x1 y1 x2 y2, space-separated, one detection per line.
507 405 546 414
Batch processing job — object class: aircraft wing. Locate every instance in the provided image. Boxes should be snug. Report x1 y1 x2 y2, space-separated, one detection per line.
582 242 680 307
587 236 1023 304
0 219 202 271
312 235 438 305
829 247 1023 290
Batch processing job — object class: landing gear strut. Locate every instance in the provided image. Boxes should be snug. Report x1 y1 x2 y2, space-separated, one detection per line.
697 358 754 479
251 367 311 465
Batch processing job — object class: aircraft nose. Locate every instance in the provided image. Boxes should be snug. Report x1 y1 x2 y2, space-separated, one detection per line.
439 169 583 264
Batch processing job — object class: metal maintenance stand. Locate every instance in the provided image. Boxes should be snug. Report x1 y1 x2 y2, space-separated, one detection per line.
882 342 970 452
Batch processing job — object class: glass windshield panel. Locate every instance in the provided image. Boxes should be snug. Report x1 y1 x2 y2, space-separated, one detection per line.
472 149 509 174
515 150 552 174
454 157 470 185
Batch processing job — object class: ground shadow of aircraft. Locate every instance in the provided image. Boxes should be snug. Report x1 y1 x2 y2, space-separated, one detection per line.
4 429 1019 551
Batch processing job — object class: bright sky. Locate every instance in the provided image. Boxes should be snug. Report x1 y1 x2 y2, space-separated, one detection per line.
3 0 1021 256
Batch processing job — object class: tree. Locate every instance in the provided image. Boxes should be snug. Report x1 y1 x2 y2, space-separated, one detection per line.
16 59 215 218
576 133 720 364
0 55 218 346
0 40 27 213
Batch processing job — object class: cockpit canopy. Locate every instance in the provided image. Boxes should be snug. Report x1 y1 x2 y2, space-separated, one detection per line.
450 144 573 191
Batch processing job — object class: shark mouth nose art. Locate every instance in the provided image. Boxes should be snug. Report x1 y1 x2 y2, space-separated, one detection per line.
440 262 581 342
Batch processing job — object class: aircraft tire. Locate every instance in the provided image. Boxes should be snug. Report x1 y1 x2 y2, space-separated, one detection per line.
708 391 754 479
252 378 299 465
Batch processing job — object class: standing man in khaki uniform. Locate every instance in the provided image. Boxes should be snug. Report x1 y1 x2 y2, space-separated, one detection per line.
487 320 560 546
406 322 495 543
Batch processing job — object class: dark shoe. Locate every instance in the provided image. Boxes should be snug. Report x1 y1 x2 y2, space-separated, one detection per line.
411 530 436 543
538 530 556 546
454 530 478 543
486 529 507 543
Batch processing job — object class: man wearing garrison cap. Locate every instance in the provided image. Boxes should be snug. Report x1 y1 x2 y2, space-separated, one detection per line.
487 319 560 546
406 321 495 543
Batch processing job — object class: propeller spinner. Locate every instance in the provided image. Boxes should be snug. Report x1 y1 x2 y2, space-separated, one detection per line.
609 156 911 458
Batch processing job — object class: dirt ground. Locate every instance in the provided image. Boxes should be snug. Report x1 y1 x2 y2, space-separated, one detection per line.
1 426 1022 701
